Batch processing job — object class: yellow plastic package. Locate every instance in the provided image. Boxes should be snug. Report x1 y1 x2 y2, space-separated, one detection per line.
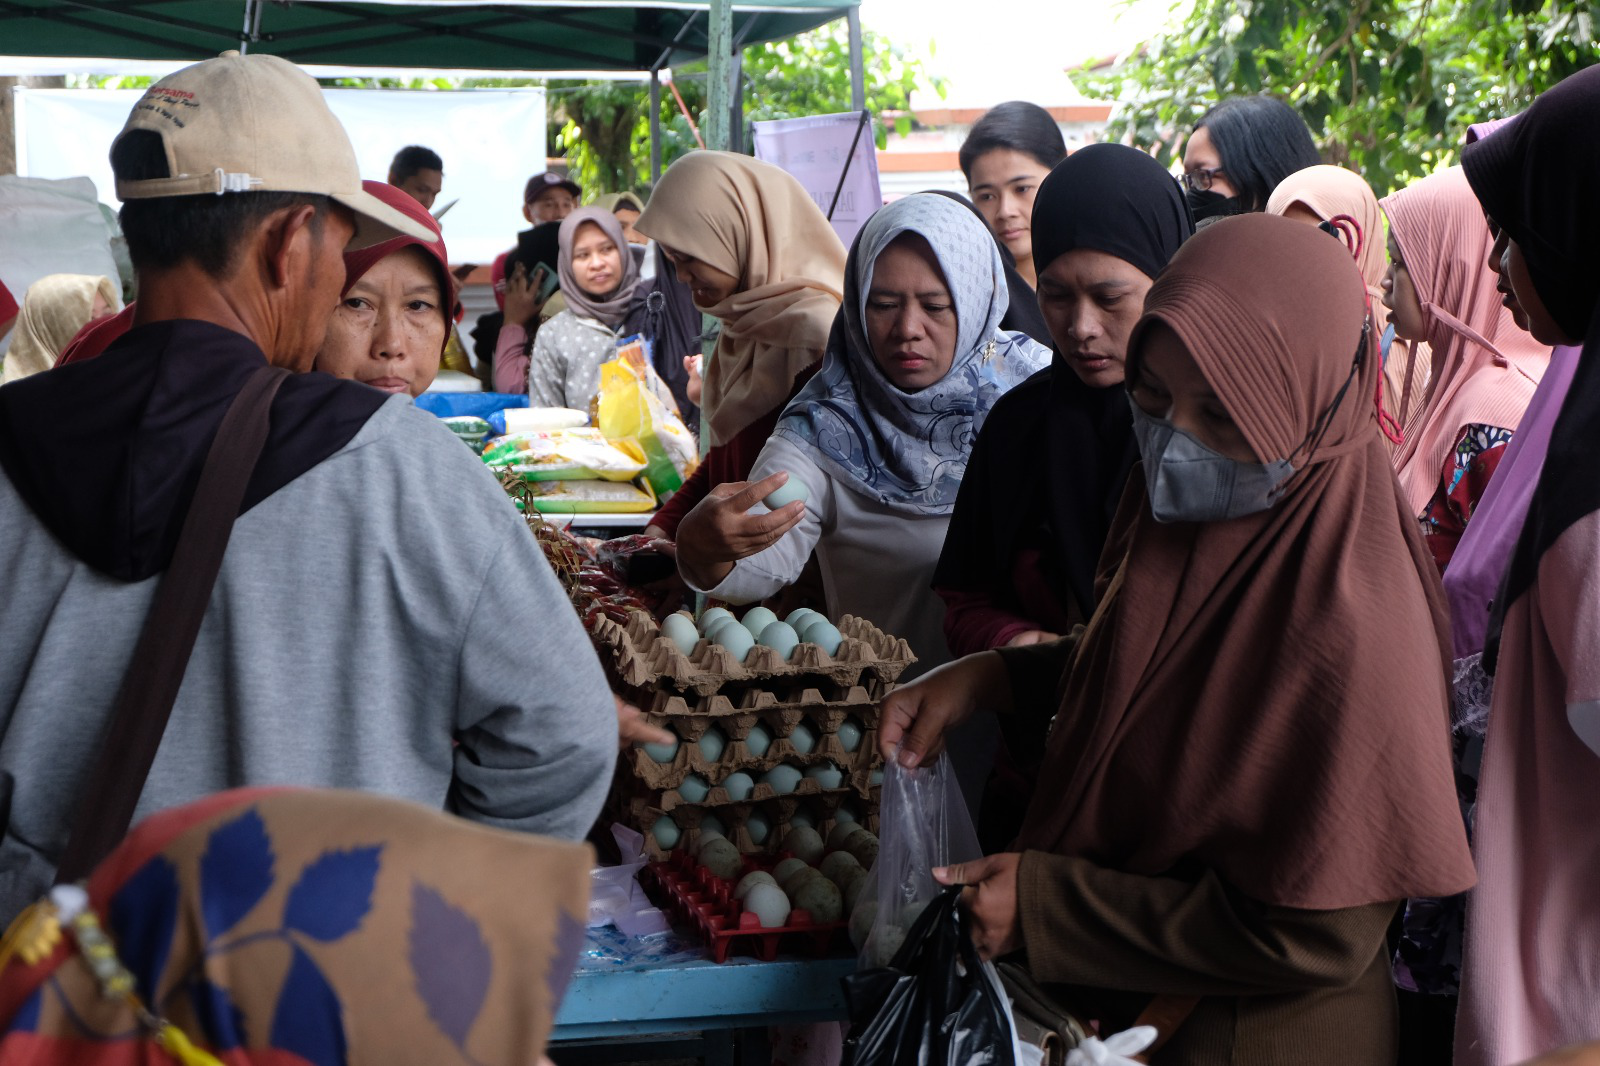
596 343 698 495
482 428 647 482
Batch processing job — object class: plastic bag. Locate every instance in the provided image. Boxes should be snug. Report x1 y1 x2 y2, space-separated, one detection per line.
855 753 982 969
596 343 698 495
841 884 1021 1066
482 428 648 482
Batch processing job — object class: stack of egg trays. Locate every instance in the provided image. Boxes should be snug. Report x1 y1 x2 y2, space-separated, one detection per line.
622 682 885 861
591 608 916 695
641 849 846 963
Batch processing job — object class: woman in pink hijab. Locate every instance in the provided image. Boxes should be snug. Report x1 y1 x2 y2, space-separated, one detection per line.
1380 166 1548 572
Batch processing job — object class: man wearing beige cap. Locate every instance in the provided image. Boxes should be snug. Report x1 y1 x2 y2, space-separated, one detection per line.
0 52 616 919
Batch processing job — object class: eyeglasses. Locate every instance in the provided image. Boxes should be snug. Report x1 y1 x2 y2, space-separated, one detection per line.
1182 166 1226 193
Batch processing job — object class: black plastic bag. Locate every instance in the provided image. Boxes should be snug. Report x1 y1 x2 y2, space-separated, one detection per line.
841 884 1019 1066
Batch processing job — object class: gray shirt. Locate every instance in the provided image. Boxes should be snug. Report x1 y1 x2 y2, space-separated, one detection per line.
0 396 616 916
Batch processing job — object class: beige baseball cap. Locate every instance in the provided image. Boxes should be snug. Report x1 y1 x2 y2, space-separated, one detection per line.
112 50 433 249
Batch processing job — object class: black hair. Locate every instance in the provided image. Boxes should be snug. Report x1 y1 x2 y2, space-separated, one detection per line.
958 101 1068 178
389 145 443 182
1193 96 1321 211
112 130 329 278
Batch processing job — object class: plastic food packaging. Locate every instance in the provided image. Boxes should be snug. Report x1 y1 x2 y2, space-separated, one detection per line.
522 478 659 514
841 884 1021 1066
504 406 589 435
483 427 648 482
596 344 699 495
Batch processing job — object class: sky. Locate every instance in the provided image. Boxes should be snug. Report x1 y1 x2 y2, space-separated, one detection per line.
857 0 1181 110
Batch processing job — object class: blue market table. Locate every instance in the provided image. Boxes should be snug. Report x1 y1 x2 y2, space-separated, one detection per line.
550 953 854 1065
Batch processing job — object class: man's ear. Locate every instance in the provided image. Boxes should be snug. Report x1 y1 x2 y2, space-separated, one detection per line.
260 204 321 291
522 203 536 225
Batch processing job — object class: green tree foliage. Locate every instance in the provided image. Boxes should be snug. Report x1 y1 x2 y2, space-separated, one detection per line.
1076 0 1600 195
552 23 941 196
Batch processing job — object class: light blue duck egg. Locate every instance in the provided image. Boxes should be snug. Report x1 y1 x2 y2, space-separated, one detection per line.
714 623 756 663
763 477 809 510
788 806 816 829
833 801 858 825
758 621 801 661
835 718 864 753
697 813 726 841
804 761 844 789
642 732 679 764
740 606 778 638
651 815 680 849
746 809 772 844
705 617 742 646
869 768 885 786
699 607 734 634
678 773 711 803
785 607 820 631
721 771 755 801
761 763 803 795
788 721 818 755
799 619 843 656
698 727 727 762
745 722 773 758
660 613 700 656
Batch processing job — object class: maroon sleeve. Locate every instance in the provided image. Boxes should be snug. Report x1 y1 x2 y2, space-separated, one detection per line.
937 585 1038 656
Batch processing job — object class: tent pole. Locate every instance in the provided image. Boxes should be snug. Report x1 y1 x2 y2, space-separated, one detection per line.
705 0 733 151
649 68 663 183
239 0 262 54
847 6 865 112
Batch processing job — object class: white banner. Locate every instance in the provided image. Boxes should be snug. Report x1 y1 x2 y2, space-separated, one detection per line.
752 110 883 246
13 86 548 266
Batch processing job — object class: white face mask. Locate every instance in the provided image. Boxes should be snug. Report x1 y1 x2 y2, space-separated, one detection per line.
1129 399 1296 523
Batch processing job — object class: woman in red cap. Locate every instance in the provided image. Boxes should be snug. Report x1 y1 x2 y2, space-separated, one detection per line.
316 180 460 398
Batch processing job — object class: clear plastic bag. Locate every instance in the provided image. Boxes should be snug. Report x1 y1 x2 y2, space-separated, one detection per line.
854 752 982 969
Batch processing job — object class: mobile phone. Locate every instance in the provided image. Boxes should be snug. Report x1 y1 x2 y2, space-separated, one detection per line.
531 262 559 304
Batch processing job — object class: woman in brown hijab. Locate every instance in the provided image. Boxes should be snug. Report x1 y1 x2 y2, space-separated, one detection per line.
879 214 1475 1064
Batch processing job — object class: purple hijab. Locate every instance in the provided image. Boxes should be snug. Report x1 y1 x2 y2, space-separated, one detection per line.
1441 115 1579 659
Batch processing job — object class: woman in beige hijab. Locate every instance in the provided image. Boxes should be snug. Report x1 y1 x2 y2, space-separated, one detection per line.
1267 165 1430 439
1 274 119 384
636 151 846 541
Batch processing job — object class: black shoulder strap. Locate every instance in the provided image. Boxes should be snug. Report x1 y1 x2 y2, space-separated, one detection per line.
54 365 289 883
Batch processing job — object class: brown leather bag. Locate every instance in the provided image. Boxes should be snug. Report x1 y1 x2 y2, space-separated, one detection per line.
997 961 1198 1065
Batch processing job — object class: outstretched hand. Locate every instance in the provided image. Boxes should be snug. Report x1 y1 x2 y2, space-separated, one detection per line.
674 472 806 589
876 651 1011 769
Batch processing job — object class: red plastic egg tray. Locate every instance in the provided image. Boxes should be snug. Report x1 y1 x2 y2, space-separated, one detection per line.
642 849 849 963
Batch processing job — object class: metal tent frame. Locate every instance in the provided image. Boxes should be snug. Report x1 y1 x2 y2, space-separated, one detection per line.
0 0 866 167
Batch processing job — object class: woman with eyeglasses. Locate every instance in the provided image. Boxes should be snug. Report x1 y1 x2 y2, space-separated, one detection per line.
1182 96 1321 223
632 151 846 544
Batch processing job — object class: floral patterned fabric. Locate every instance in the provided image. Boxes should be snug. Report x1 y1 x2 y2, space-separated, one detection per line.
1420 423 1515 572
0 788 591 1066
1396 420 1514 997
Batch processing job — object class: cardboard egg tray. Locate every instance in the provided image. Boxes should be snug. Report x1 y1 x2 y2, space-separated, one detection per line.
624 683 883 792
592 608 916 695
626 783 882 861
641 849 848 963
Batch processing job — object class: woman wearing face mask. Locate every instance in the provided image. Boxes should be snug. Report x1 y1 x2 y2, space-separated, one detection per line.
317 180 458 398
633 151 846 541
878 214 1474 1065
958 101 1068 289
1379 167 1547 573
1267 164 1432 438
674 194 1050 687
526 207 641 410
935 143 1193 659
1182 95 1320 224
1452 67 1600 1066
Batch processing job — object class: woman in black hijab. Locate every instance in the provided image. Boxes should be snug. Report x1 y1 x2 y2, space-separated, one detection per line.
934 142 1194 658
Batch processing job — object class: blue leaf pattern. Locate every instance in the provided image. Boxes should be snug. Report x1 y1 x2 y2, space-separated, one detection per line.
108 855 180 1005
282 846 382 942
408 882 491 1051
269 945 347 1066
189 978 247 1050
199 808 275 942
